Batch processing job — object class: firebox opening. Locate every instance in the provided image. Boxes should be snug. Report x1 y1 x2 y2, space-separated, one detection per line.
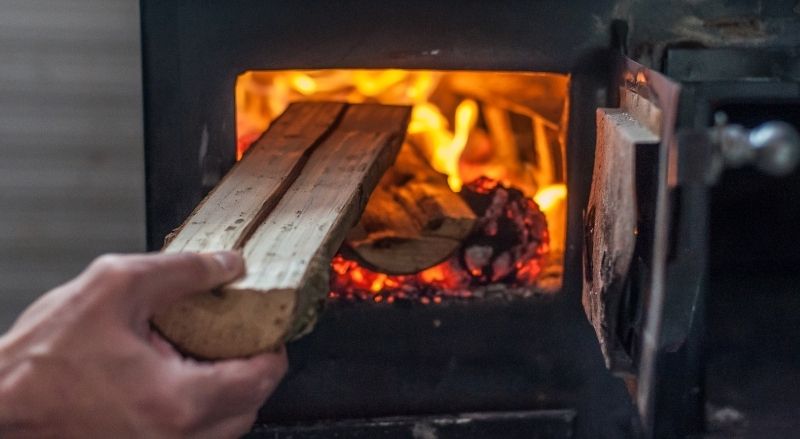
235 70 569 302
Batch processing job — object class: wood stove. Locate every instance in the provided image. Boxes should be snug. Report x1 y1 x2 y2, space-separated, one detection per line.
140 2 800 437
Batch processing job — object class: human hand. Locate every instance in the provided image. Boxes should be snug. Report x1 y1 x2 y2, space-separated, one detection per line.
0 252 287 438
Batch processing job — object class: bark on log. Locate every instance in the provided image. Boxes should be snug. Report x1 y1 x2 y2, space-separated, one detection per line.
345 144 476 274
153 103 411 359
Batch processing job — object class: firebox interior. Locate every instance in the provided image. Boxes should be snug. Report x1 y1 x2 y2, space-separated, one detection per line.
235 70 569 300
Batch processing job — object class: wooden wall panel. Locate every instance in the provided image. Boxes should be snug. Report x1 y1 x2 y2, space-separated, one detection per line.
0 0 145 329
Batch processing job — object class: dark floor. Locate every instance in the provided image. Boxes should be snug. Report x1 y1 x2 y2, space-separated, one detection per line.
705 273 800 438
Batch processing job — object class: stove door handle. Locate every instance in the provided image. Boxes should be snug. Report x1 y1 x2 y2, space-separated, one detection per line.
712 112 800 178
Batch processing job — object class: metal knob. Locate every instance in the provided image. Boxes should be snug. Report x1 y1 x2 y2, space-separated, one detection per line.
714 112 800 177
748 121 800 176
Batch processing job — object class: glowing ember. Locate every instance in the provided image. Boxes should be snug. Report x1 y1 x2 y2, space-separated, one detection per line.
330 178 549 302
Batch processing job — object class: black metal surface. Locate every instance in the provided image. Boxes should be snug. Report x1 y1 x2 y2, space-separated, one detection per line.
708 102 800 275
243 67 633 435
702 93 800 439
666 48 800 83
659 47 800 358
704 273 800 438
628 1 800 67
139 2 800 438
246 409 576 439
142 0 800 249
140 0 620 250
139 3 637 432
140 3 633 434
258 298 636 436
640 47 800 438
650 181 708 439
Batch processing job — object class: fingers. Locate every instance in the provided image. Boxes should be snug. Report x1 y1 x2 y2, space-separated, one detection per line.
192 412 259 439
83 251 245 315
178 348 288 421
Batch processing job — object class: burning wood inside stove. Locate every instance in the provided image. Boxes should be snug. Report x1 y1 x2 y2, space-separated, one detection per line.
344 143 477 275
155 70 571 359
237 70 570 303
331 177 561 303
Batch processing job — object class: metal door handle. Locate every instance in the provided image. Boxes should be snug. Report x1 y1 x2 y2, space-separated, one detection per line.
713 112 800 177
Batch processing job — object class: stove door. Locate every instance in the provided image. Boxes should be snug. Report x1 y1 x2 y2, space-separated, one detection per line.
583 56 686 431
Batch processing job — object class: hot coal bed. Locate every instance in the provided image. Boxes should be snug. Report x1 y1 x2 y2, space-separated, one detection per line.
140 2 800 438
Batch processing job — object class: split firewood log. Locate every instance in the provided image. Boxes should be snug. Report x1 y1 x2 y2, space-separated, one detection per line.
345 144 476 274
153 102 411 359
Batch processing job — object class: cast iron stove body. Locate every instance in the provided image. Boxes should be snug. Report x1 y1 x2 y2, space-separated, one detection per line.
140 2 800 437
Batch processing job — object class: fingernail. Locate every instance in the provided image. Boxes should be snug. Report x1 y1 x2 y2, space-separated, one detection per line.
213 251 242 274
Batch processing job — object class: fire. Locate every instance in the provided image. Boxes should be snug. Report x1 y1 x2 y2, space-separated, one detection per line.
236 69 570 301
406 98 480 191
237 70 476 190
533 183 567 211
329 255 472 301
288 72 317 95
330 178 551 301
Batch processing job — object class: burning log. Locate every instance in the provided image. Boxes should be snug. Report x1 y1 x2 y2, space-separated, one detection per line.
330 177 551 302
456 177 550 284
153 102 411 359
345 144 476 274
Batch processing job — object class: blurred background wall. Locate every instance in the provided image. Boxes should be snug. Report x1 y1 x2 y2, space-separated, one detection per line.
0 0 145 329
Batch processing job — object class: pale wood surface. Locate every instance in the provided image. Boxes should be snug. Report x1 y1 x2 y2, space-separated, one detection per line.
164 102 345 252
0 0 145 330
238 105 411 292
155 103 411 358
346 144 476 274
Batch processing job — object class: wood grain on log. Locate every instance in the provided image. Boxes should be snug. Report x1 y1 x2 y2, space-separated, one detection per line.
154 103 411 359
345 144 476 274
163 102 347 251
583 104 659 371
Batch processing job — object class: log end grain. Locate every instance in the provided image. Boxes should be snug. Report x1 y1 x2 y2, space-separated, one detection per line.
153 288 296 360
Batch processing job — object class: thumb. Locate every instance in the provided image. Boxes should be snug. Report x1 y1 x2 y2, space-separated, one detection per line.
139 251 245 314
144 251 246 312
84 251 245 316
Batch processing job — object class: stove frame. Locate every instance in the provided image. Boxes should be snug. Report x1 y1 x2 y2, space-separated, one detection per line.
140 2 800 437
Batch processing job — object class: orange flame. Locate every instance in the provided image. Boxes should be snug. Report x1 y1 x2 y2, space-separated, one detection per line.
235 70 570 300
235 70 567 195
